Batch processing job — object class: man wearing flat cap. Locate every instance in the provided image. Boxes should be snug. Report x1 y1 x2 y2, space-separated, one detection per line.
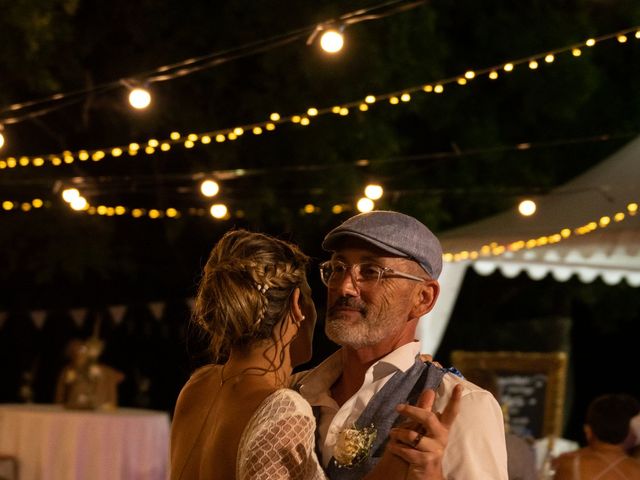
296 211 508 479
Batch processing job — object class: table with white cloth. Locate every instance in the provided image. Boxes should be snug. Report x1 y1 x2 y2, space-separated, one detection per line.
0 404 170 480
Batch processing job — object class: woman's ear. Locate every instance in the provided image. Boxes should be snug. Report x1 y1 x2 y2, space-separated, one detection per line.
289 287 304 325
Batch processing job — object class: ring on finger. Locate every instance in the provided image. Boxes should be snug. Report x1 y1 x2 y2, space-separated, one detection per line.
410 432 424 449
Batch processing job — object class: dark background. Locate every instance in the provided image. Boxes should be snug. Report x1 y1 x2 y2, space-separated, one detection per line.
1 0 640 443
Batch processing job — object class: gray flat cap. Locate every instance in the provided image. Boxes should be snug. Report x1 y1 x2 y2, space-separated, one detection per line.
322 210 443 279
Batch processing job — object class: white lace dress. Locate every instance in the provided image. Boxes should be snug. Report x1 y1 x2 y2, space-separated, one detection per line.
237 388 327 480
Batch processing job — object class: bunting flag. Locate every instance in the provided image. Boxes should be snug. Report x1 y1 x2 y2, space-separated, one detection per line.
108 305 127 326
0 299 194 332
30 310 47 330
70 308 88 329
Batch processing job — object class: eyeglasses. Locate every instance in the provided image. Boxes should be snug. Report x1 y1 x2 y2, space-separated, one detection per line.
319 260 426 288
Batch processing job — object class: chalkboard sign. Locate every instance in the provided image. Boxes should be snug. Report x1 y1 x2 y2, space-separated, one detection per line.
451 351 567 438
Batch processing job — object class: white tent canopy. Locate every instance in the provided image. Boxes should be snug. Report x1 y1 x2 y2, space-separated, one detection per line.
418 135 640 354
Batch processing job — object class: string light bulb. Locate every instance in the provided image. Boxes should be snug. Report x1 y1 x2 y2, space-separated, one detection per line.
357 197 374 213
62 188 80 203
210 203 228 219
320 29 344 53
518 199 537 216
200 179 220 197
0 125 5 150
364 184 383 200
128 87 152 109
70 196 88 211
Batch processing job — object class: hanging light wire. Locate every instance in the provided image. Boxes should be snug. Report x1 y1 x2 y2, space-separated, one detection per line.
0 0 426 125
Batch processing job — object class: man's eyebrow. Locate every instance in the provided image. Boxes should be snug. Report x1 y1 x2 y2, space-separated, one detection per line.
331 253 392 263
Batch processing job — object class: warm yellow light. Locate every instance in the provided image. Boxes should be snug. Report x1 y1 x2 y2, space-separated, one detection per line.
97 205 107 215
129 143 140 151
201 135 211 144
339 107 349 116
148 139 159 147
2 201 13 210
63 155 73 164
365 95 376 103
617 35 628 43
170 131 181 140
636 31 640 39
443 253 453 262
18 157 28 166
400 93 411 102
422 85 433 93
216 134 226 142
560 228 571 238
364 184 383 200
270 112 280 121
489 71 499 80
528 60 538 69
518 199 537 216
320 30 344 53
112 148 123 157
457 78 467 85
210 203 228 219
599 216 611 227
115 206 126 215
614 212 625 222
184 140 194 149
586 38 596 47
0 131 4 149
149 209 160 219
628 202 638 214
144 146 155 154
304 204 315 214
92 151 105 161
331 106 341 114
166 208 178 218
200 179 220 197
332 204 344 214
504 63 514 72
389 96 399 105
32 199 43 208
33 157 45 167
128 88 151 109
292 115 301 123
252 126 263 135
132 209 144 218
357 197 374 213
572 48 581 57
233 127 244 136
307 108 318 116
62 188 80 203
359 103 369 111
265 123 276 131
434 84 444 93
70 196 88 211
51 157 61 166
161 143 170 151
544 54 554 63
187 133 198 141
300 117 310 126
464 71 475 80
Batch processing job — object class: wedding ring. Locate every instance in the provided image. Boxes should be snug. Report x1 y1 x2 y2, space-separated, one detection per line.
411 432 424 449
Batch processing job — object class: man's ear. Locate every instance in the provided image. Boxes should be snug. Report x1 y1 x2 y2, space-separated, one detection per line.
410 280 440 319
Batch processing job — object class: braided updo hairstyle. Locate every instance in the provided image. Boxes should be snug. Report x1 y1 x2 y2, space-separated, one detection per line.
193 229 310 362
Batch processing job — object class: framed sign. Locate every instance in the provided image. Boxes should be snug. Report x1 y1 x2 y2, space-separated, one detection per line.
450 351 567 438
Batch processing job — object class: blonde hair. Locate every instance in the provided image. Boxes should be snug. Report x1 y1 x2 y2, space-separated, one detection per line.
193 229 310 362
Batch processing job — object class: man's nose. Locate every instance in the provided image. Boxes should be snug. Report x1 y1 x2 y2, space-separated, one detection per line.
332 268 360 296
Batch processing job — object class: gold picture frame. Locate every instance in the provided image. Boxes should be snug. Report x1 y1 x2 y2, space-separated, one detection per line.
450 351 568 438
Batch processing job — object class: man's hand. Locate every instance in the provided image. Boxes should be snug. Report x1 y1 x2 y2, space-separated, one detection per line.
386 384 463 480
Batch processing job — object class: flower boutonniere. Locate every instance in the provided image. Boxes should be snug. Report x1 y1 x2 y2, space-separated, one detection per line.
333 424 377 468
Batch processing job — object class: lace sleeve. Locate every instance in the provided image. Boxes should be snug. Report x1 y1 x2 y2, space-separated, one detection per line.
238 389 327 480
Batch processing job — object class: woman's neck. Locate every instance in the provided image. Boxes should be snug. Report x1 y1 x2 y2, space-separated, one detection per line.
222 344 293 388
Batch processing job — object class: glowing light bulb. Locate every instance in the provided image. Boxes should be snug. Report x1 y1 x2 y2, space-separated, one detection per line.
320 30 344 53
357 197 374 213
0 131 5 150
200 180 220 197
210 203 228 219
128 88 151 109
364 184 383 200
70 196 88 211
62 188 80 203
518 199 537 216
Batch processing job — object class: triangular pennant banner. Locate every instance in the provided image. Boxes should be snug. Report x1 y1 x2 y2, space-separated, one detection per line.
108 305 127 325
70 308 88 329
148 302 165 320
186 297 196 312
30 310 47 330
0 312 7 331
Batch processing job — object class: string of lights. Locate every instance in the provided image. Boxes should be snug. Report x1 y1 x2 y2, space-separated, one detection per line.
0 0 425 125
1 25 638 167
